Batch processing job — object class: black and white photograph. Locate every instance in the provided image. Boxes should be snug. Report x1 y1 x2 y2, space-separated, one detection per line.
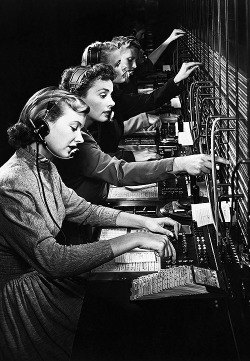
0 1 250 360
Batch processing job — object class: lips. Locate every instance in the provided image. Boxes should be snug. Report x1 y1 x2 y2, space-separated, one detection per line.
68 145 77 152
123 70 133 81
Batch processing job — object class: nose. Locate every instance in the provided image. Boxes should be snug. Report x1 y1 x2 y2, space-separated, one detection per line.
75 129 84 144
132 60 137 69
108 95 115 107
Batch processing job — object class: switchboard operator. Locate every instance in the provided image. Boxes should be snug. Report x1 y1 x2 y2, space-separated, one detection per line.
56 63 229 205
0 87 181 361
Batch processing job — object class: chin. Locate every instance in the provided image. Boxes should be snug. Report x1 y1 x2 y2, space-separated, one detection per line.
119 77 126 83
62 151 71 158
97 117 108 123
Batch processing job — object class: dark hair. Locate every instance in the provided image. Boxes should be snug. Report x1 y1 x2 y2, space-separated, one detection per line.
8 86 88 149
59 63 116 98
81 41 119 66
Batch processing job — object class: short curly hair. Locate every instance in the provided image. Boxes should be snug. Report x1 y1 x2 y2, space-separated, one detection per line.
112 36 142 50
59 63 116 98
81 41 119 66
8 86 88 149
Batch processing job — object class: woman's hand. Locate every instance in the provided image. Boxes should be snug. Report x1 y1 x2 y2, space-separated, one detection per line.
147 114 161 130
166 29 186 44
114 214 180 260
173 154 229 175
133 149 161 161
143 217 181 240
135 232 176 260
174 62 202 83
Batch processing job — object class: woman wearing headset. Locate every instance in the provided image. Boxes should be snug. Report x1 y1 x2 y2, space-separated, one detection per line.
57 64 228 206
0 87 180 361
111 29 186 94
81 40 201 156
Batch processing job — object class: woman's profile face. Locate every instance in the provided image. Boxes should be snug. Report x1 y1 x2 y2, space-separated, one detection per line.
106 49 127 83
120 46 137 72
45 105 85 158
83 79 114 123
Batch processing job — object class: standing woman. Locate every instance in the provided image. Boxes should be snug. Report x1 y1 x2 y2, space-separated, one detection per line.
0 87 179 361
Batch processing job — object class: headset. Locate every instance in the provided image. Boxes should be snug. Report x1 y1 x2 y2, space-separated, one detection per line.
87 46 101 65
68 67 88 92
28 96 58 148
29 98 79 159
23 90 83 245
29 117 50 146
125 36 142 50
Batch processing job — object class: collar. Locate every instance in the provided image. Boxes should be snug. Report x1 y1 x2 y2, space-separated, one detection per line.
17 145 51 170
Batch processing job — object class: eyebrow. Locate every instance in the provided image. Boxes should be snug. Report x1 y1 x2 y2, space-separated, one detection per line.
97 88 110 92
72 120 84 128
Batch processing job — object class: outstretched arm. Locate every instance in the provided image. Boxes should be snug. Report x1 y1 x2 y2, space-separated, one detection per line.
113 62 201 119
173 62 202 84
148 29 185 65
173 154 229 175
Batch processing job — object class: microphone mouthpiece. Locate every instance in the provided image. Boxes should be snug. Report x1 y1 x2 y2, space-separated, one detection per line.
69 148 80 158
108 111 114 122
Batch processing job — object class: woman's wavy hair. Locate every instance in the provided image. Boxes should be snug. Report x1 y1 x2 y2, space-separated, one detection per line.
112 35 142 50
8 86 89 149
59 63 116 98
81 41 119 66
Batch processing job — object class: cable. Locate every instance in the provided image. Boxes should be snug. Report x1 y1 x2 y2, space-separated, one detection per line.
205 115 219 153
210 117 237 246
230 160 250 235
188 81 214 143
45 145 79 160
226 303 242 361
35 142 67 244
230 161 241 233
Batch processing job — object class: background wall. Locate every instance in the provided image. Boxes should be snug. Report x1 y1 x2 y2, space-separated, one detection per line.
0 0 180 165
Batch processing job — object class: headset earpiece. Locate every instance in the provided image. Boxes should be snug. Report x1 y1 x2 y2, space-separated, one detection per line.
87 46 101 65
29 117 50 145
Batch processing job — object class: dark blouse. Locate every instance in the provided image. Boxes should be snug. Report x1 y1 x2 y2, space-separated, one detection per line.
55 131 175 205
89 77 182 154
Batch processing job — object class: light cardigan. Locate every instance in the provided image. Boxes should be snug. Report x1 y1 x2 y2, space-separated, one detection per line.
0 146 120 361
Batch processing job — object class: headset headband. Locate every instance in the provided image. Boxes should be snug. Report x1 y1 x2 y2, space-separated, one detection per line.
69 68 88 90
126 36 141 49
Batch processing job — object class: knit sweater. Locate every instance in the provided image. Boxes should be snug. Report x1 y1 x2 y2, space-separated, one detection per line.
0 146 120 361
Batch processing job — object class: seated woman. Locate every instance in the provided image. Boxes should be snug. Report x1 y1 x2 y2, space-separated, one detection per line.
0 86 180 361
80 40 201 156
112 29 186 94
81 41 155 161
57 64 228 205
